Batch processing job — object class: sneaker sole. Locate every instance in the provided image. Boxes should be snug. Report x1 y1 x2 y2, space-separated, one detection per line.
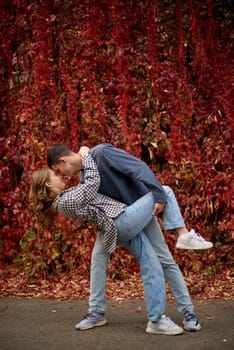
176 243 213 250
76 319 107 331
146 327 184 336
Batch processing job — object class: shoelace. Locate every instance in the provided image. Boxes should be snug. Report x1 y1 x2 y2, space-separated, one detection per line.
184 310 196 321
161 315 179 326
193 231 207 242
84 311 103 320
84 312 95 320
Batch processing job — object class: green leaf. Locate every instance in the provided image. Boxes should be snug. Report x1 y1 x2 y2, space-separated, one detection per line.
25 231 36 242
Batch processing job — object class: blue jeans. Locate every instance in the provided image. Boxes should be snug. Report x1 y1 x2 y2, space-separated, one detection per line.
114 192 155 242
162 186 185 230
122 233 165 321
89 187 194 316
114 193 166 321
90 193 165 321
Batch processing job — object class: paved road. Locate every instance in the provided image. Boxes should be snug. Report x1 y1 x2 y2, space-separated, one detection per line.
0 298 233 350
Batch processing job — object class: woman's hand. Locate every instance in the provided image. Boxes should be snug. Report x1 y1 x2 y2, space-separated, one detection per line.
78 146 90 157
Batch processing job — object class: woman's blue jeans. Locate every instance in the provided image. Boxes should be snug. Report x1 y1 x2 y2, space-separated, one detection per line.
114 186 186 237
162 186 185 230
114 192 155 242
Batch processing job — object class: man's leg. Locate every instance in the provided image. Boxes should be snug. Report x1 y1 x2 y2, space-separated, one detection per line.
120 232 166 322
144 217 193 312
119 233 183 335
144 218 201 331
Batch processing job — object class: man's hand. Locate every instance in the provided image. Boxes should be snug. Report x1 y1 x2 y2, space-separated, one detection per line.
152 202 165 216
78 146 90 157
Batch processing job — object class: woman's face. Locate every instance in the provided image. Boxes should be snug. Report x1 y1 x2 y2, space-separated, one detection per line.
47 169 66 193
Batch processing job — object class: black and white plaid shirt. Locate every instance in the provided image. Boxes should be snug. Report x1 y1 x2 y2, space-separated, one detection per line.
52 154 126 254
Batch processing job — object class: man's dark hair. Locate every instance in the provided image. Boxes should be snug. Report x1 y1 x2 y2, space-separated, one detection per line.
47 144 72 168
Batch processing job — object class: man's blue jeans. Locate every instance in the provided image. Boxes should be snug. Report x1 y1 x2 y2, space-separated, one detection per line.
115 192 166 322
88 187 193 318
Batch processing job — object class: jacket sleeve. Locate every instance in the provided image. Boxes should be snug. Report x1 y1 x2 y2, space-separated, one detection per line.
91 144 166 203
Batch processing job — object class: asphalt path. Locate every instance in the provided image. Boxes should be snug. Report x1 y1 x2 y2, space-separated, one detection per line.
0 298 233 350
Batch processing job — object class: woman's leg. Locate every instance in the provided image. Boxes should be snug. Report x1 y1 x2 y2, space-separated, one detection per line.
162 186 185 231
114 192 154 241
88 233 110 314
163 186 213 250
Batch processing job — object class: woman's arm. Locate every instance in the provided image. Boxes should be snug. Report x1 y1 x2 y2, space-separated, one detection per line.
54 154 100 218
81 153 101 200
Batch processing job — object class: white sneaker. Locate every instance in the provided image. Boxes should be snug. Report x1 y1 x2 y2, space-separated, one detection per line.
183 310 201 331
176 229 213 250
146 315 184 335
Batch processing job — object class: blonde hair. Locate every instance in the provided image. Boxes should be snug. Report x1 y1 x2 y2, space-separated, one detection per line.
29 168 56 228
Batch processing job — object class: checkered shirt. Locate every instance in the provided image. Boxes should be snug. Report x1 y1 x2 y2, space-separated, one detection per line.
53 154 126 254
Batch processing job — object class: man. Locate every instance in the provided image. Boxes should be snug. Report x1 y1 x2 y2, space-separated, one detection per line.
47 143 206 333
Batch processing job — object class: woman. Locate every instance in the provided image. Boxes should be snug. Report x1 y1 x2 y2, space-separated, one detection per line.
30 152 183 335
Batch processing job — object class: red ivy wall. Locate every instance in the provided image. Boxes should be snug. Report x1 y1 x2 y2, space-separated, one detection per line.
0 0 233 277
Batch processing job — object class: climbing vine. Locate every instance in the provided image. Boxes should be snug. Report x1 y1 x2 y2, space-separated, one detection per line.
0 0 233 280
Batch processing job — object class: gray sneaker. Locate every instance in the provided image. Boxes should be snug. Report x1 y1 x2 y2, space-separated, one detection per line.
75 312 107 330
146 315 184 335
183 310 201 331
176 229 213 250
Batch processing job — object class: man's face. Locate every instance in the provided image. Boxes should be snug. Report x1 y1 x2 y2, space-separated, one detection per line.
52 159 76 176
51 155 82 176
